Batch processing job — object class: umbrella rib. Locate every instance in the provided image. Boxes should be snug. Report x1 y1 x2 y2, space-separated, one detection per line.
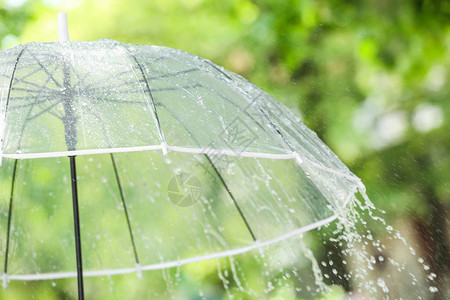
205 154 258 242
12 58 63 94
77 101 142 273
9 94 56 105
120 46 167 154
10 77 61 93
79 101 142 270
1 61 56 92
10 97 63 120
0 46 28 162
256 106 338 209
29 52 62 88
27 99 64 121
10 87 60 95
254 107 363 199
71 71 90 90
79 102 141 275
78 103 142 272
0 63 45 85
154 101 258 242
2 160 19 288
109 153 142 272
257 108 295 150
203 60 233 81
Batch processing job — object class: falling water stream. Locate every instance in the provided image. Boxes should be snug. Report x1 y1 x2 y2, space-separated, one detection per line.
149 190 440 299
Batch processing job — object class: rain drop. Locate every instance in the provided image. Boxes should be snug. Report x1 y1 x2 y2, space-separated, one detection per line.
429 286 438 293
377 278 389 293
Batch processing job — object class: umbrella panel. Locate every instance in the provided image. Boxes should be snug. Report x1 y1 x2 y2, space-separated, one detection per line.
1 150 335 278
2 43 162 155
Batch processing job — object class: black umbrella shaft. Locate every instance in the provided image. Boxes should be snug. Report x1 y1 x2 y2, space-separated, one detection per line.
70 156 84 300
61 56 84 300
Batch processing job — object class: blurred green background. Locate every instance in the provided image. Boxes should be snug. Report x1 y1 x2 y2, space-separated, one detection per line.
1 0 449 299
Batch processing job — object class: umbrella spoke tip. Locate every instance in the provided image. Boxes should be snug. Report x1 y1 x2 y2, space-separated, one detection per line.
2 273 8 289
293 152 303 165
161 142 168 156
136 263 143 279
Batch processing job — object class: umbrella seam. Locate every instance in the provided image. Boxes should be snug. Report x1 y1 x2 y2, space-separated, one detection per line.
109 153 142 275
0 147 360 185
2 160 19 288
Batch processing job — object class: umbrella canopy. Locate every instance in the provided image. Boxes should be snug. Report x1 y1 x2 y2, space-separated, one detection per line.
0 18 365 298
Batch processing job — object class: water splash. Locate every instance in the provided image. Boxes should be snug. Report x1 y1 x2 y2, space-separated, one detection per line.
155 188 442 299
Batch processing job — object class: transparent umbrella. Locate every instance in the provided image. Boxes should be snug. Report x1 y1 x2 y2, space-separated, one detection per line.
0 13 365 299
